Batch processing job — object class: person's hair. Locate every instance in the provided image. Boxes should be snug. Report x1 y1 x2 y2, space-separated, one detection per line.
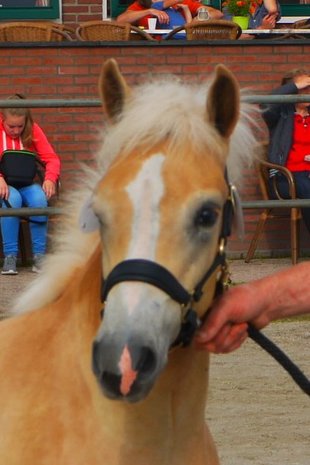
1 93 34 148
138 0 152 8
281 68 309 86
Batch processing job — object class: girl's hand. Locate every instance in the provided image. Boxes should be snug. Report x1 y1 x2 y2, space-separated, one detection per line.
0 177 9 200
42 180 56 200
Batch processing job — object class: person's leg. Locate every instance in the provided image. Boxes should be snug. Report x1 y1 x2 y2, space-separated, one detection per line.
1 187 22 255
0 187 22 274
293 171 310 233
19 184 48 256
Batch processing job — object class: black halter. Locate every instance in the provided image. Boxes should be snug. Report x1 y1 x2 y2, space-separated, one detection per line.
101 183 234 347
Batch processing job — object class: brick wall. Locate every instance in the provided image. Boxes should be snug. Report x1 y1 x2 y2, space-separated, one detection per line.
62 0 104 27
0 40 309 258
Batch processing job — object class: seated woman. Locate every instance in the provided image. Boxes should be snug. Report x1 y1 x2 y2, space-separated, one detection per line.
262 69 310 233
0 94 60 275
117 0 223 33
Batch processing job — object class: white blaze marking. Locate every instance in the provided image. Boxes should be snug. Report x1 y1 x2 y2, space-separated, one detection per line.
126 153 165 260
122 153 165 313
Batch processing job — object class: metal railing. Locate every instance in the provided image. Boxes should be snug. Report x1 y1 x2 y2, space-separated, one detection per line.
0 207 61 217
0 94 309 109
1 200 310 220
0 94 309 220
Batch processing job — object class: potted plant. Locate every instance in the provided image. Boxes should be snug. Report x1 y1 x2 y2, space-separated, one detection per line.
222 0 259 29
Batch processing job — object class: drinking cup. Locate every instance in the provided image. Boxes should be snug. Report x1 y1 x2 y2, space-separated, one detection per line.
148 18 157 31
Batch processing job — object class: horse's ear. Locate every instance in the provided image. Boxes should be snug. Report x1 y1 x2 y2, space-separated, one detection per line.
206 64 240 139
98 59 131 122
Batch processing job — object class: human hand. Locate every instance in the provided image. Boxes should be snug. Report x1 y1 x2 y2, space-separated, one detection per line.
194 284 268 353
149 9 170 24
0 177 9 200
42 179 56 200
259 13 277 29
294 74 310 90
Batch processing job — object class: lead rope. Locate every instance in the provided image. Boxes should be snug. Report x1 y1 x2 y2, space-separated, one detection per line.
248 325 310 396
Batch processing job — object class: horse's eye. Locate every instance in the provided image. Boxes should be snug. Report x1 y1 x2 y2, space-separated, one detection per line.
194 206 219 228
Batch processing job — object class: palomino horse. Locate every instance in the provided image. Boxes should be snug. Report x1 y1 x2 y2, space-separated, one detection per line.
0 59 256 465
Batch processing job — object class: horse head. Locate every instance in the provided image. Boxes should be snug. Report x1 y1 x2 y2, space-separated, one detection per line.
85 59 251 403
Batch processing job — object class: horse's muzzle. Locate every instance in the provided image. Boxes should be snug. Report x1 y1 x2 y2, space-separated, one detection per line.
92 336 162 403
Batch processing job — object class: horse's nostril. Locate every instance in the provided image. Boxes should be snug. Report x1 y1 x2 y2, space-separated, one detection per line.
136 347 156 375
101 371 121 394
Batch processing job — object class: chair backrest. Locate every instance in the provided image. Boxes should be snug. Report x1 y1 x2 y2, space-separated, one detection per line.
0 22 72 42
164 19 242 41
76 20 131 41
257 142 297 200
75 21 138 41
75 20 155 42
35 21 76 41
186 20 242 40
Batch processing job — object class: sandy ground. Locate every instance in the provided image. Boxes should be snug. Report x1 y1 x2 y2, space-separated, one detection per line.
207 321 310 465
0 259 309 464
206 258 310 465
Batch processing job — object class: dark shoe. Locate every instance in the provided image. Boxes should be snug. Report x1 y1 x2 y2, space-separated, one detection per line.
1 255 18 275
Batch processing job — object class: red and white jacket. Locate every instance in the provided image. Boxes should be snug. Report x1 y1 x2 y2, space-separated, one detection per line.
0 119 60 183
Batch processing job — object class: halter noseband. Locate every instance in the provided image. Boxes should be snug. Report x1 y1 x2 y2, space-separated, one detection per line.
101 182 235 348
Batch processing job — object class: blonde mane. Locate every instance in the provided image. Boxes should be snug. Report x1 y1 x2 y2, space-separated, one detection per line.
13 72 258 315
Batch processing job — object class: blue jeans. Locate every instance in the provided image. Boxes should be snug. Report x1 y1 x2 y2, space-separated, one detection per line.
0 183 48 256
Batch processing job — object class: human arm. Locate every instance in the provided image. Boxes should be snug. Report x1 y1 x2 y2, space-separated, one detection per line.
261 81 298 129
154 0 192 23
195 262 310 353
175 3 192 23
31 123 60 197
262 0 279 15
117 6 170 25
262 75 310 128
